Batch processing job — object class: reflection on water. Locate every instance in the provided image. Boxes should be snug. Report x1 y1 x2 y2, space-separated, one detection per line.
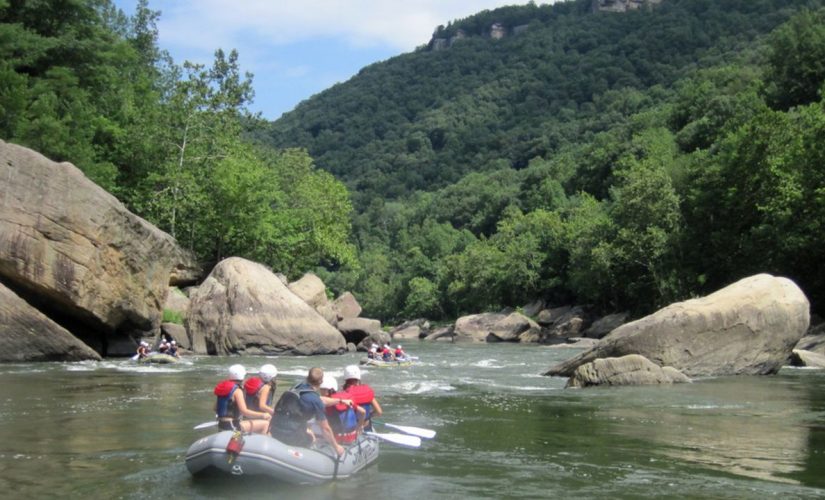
0 345 823 498
598 377 811 484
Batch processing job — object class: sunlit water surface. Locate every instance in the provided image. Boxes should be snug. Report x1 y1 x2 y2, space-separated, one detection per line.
1 343 824 499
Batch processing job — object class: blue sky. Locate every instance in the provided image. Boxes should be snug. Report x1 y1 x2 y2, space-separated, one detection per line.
113 0 543 120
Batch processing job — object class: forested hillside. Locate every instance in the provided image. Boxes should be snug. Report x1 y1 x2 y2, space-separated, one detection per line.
262 0 825 321
3 0 824 324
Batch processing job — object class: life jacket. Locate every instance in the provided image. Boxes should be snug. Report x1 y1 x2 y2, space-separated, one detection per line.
214 380 240 420
272 384 316 438
244 377 265 411
168 345 178 356
344 384 376 428
394 349 404 357
326 390 359 443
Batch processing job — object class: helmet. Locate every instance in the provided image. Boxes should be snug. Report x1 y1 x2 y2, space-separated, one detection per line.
320 374 338 392
343 365 361 381
259 364 278 382
397 345 402 349
171 340 176 344
140 341 148 346
228 364 246 380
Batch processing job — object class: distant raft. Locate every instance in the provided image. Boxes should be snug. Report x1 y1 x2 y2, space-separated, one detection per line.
185 431 379 485
360 357 417 368
137 353 179 364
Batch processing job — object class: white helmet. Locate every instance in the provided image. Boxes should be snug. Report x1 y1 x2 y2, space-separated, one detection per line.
140 341 148 346
320 374 338 392
397 345 402 349
259 364 278 382
343 365 361 381
228 364 246 380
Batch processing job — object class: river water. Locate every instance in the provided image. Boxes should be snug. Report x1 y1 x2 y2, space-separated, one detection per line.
1 343 823 499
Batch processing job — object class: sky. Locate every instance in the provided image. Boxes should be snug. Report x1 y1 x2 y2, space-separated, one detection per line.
113 0 544 120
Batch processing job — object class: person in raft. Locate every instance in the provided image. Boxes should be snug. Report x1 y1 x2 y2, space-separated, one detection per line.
394 344 407 360
342 365 382 431
243 364 278 431
136 341 149 359
380 344 395 361
319 374 366 444
271 367 345 456
167 340 179 358
214 364 271 433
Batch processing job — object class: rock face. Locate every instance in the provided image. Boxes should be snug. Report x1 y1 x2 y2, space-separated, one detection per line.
795 323 825 355
0 283 100 361
187 257 345 355
0 140 201 355
567 354 690 388
583 312 629 339
288 273 328 309
544 274 810 378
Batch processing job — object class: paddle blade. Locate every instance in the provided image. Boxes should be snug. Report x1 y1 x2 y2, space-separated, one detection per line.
384 423 436 439
366 431 421 448
193 421 218 430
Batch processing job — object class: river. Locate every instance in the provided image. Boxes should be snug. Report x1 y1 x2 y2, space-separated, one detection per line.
1 342 823 499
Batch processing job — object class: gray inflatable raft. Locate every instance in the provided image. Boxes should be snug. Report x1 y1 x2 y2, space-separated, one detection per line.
185 431 379 485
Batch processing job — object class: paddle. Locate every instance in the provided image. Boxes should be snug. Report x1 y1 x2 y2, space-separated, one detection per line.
377 421 436 439
193 421 218 430
365 431 421 448
130 353 139 361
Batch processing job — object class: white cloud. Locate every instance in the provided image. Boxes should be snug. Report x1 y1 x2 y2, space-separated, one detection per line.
156 0 544 53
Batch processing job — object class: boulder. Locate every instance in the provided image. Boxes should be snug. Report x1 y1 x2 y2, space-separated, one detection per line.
186 257 345 355
544 274 810 377
337 317 386 348
0 282 100 361
566 354 690 388
487 313 542 342
391 325 422 340
424 326 454 342
521 299 545 318
453 313 507 342
0 140 201 355
789 349 825 368
161 323 189 350
583 312 629 339
288 273 329 309
536 305 591 342
332 292 362 320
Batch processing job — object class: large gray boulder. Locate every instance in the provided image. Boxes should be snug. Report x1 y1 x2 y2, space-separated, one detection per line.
544 274 810 378
567 354 690 388
453 313 507 342
583 312 629 339
288 273 329 309
0 140 201 355
488 313 542 342
333 292 362 320
187 257 345 355
0 282 100 361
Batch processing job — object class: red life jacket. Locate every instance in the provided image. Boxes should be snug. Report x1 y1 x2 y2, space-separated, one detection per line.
244 376 265 412
345 384 374 406
214 380 240 419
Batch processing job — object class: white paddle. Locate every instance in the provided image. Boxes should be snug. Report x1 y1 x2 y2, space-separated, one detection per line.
193 421 218 430
380 422 436 439
366 431 421 448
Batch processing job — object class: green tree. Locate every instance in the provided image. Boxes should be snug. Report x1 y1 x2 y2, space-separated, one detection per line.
765 8 825 110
